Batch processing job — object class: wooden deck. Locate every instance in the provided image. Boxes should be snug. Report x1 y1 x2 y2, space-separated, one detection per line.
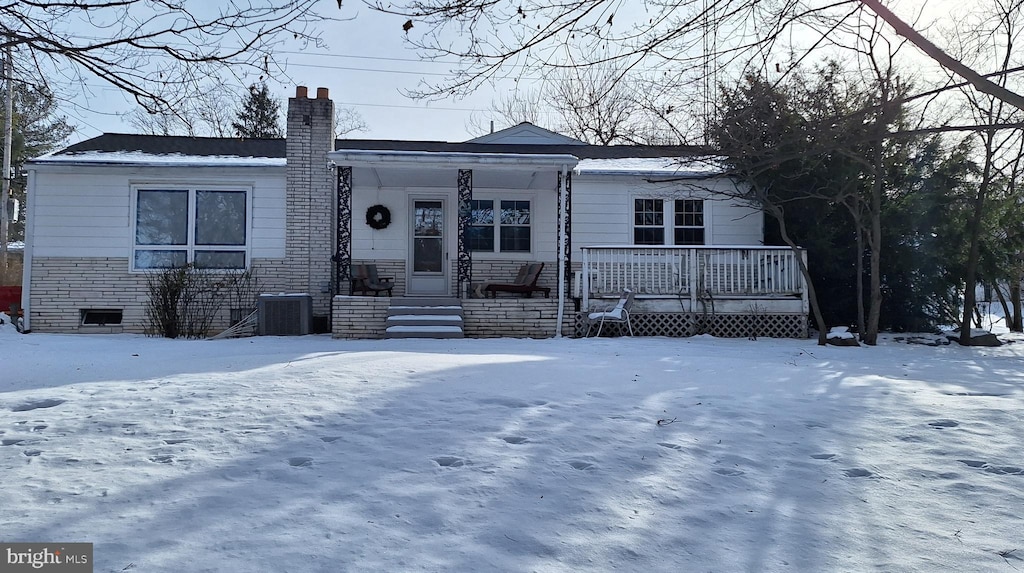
579 246 808 314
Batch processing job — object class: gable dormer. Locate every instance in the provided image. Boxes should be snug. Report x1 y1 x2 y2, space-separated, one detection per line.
467 122 588 145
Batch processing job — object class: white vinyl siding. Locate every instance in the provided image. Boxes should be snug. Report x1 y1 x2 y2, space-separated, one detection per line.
28 166 286 260
570 175 763 247
349 185 553 261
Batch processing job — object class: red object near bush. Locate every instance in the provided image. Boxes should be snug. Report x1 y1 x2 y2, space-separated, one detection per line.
0 285 22 311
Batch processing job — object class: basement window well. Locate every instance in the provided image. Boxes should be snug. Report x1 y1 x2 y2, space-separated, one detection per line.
80 309 123 326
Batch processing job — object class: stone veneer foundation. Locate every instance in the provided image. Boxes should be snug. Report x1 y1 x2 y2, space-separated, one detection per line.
332 296 575 339
29 257 296 334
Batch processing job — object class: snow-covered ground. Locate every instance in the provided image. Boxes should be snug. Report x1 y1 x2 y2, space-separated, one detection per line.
2 322 1022 572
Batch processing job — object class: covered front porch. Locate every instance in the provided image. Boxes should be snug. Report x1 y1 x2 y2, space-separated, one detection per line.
327 146 579 338
327 148 577 302
324 145 808 339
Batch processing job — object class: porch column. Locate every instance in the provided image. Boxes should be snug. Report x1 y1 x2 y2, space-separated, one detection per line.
334 165 353 293
562 171 573 297
457 168 473 298
555 166 571 337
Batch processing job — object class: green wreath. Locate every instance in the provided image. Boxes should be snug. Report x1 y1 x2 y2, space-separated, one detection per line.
365 204 391 230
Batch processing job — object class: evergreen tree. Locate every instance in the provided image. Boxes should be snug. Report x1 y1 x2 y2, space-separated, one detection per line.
710 63 970 335
6 83 75 242
231 83 282 139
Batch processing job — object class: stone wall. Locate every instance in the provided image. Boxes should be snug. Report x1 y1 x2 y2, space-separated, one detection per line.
463 298 571 338
29 257 295 334
29 257 145 333
331 295 389 339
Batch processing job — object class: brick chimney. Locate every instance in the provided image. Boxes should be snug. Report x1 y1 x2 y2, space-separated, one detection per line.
285 86 336 319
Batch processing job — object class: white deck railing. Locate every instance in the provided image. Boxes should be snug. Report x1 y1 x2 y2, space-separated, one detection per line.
579 246 807 309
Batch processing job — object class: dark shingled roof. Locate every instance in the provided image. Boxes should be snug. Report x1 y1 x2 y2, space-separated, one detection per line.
46 133 709 161
54 133 287 158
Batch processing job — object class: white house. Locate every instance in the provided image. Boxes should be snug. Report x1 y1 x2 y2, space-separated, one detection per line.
22 86 808 338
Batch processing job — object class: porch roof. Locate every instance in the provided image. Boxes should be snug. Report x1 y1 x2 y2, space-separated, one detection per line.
327 148 579 170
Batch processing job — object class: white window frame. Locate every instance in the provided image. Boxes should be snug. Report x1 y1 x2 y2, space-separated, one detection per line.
673 198 706 245
467 194 534 256
632 198 666 245
632 197 710 246
130 184 253 272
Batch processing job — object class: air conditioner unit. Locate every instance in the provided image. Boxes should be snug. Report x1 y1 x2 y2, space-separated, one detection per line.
258 294 313 336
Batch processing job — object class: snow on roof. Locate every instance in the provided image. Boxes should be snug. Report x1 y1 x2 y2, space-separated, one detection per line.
33 150 286 167
574 156 724 177
31 147 722 176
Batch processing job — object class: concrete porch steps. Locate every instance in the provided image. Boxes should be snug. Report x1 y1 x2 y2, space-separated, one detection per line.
385 297 464 339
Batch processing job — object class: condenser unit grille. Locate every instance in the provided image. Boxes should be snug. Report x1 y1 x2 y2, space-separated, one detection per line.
258 295 313 336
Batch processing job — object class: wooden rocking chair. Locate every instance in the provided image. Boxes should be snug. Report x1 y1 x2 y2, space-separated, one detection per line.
350 264 394 296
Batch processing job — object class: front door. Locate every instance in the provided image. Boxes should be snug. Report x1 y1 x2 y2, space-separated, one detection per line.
408 198 448 295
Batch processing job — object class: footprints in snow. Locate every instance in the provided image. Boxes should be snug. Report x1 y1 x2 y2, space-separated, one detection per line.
478 397 548 409
431 435 532 469
959 460 1024 476
3 420 48 457
433 456 469 468
11 398 65 412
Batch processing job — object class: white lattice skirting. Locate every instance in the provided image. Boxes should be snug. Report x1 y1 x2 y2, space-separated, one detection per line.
574 312 808 339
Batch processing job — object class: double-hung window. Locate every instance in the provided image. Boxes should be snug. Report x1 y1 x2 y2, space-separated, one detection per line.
134 187 249 270
633 198 706 246
467 199 495 251
673 199 705 245
467 198 531 253
633 199 665 245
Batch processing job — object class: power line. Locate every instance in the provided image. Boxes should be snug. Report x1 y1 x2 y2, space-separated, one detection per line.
276 50 463 66
284 60 487 78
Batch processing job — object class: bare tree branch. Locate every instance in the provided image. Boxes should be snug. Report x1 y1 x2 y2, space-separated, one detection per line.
0 1 337 117
858 0 1024 112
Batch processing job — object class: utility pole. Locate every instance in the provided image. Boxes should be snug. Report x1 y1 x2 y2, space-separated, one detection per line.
0 45 10 284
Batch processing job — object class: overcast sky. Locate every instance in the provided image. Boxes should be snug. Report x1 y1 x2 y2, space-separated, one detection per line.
60 7 523 145
58 0 972 146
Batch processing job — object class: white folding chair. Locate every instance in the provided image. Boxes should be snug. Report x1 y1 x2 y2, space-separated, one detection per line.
586 289 635 337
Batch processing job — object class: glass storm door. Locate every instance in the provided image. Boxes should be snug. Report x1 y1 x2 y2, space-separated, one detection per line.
408 198 448 295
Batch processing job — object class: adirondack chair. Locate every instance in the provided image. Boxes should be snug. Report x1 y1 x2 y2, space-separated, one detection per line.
350 264 394 296
484 262 551 298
